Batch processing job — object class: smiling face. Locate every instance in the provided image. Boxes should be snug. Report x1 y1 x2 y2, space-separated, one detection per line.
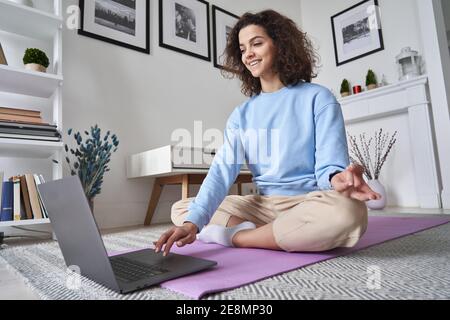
239 24 278 80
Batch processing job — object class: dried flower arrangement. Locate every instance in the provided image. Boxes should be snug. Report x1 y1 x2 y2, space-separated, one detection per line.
347 128 397 180
62 125 119 207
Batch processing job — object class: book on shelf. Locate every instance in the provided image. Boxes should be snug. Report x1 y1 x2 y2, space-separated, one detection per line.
0 119 60 141
9 176 22 221
0 113 46 125
0 42 7 66
19 175 33 220
0 132 61 142
0 126 61 137
0 181 13 221
0 173 52 222
33 174 48 219
0 107 41 118
0 171 3 216
0 174 49 222
38 174 48 219
0 121 57 131
0 176 29 221
24 174 43 220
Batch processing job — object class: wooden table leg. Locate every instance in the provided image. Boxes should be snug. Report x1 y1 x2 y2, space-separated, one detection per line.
182 174 189 199
144 178 163 226
143 173 251 225
237 183 242 195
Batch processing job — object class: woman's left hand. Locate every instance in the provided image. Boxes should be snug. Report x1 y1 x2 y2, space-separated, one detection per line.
330 164 382 201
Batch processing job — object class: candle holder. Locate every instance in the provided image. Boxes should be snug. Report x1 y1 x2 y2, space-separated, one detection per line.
396 47 421 81
353 85 362 94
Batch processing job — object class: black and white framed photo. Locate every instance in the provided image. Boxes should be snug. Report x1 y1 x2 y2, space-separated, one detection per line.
159 0 211 62
212 5 239 69
331 0 384 66
78 0 150 54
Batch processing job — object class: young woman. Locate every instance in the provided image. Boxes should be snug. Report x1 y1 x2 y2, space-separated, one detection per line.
154 10 381 256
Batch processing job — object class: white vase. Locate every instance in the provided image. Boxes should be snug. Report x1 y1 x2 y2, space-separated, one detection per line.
366 179 387 210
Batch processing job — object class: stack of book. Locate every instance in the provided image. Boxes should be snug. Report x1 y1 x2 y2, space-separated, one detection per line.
0 107 61 142
0 171 49 222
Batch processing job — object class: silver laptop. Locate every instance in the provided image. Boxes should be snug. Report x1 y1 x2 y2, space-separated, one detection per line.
38 176 217 294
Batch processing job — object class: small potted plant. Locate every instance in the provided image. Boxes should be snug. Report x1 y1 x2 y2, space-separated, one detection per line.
23 48 49 73
366 69 378 90
340 79 351 97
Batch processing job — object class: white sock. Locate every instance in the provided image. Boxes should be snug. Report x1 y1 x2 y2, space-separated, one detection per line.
197 221 257 247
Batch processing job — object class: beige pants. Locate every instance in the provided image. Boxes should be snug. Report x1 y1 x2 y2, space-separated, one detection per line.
172 190 368 252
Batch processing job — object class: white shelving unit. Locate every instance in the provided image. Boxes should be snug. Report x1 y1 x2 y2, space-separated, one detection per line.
0 138 63 159
0 64 62 98
0 0 62 40
0 0 63 227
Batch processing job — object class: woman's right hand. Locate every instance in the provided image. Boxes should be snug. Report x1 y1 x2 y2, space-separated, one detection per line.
153 222 198 257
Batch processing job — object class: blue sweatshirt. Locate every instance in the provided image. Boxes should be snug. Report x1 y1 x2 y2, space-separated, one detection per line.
185 82 349 231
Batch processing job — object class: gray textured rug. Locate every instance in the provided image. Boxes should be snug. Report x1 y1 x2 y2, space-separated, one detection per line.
1 222 450 300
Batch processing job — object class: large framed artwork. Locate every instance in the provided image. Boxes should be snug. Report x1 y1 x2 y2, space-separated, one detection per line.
331 0 384 66
78 0 150 54
212 5 239 69
159 0 211 62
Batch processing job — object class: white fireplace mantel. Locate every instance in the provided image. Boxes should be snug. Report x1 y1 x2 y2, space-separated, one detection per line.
338 75 442 209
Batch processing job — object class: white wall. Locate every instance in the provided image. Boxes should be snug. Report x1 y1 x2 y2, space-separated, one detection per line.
62 0 302 229
299 0 424 93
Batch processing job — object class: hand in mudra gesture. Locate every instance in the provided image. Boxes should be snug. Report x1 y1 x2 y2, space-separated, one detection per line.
331 164 382 202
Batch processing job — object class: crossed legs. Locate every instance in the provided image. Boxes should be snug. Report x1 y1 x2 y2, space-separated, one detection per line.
226 215 280 250
171 191 368 252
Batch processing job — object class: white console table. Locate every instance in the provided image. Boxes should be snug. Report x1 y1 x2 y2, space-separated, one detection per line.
339 75 441 208
127 145 252 225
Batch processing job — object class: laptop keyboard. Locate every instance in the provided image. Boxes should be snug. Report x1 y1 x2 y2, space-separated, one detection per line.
110 256 169 283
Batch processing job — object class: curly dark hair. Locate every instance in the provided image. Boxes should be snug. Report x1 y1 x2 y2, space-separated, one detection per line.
222 10 320 97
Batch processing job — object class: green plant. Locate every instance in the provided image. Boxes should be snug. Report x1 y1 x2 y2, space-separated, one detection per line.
340 79 350 94
366 69 377 86
63 125 119 201
23 48 49 68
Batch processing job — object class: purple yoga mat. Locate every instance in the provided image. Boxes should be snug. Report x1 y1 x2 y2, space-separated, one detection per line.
110 216 450 299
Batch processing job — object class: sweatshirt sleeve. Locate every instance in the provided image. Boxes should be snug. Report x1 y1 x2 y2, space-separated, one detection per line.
314 100 350 190
184 108 244 232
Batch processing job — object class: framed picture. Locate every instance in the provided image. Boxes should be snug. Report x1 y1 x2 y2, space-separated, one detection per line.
212 5 239 69
159 0 211 62
78 0 150 54
331 0 384 66
0 42 7 65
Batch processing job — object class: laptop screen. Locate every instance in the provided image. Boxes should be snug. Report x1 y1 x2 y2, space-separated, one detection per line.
38 176 120 291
